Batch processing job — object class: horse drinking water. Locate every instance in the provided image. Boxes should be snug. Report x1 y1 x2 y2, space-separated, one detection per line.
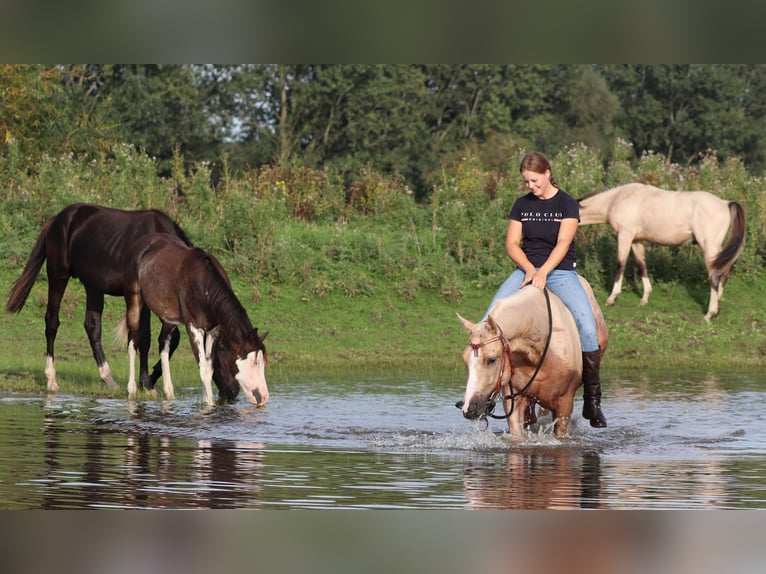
121 233 269 406
458 276 608 438
578 183 746 321
6 203 192 391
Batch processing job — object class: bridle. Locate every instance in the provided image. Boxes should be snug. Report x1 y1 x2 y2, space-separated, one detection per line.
458 287 553 420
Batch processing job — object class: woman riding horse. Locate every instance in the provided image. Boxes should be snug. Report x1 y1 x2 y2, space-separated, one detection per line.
483 152 607 428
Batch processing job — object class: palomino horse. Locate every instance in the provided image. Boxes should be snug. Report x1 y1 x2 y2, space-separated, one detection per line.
458 276 608 438
578 183 746 321
6 203 191 391
120 233 269 406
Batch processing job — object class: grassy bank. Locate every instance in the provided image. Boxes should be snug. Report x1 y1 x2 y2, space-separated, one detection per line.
1 141 764 396
1 263 763 397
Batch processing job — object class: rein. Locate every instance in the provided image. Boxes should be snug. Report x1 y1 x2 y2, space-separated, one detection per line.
476 287 553 420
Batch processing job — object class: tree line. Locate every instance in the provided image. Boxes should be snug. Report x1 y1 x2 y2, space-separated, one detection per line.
3 64 766 199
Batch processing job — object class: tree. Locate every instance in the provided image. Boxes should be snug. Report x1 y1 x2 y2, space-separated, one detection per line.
63 65 223 173
0 64 115 163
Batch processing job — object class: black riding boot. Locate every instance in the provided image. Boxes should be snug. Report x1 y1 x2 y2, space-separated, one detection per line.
582 349 607 428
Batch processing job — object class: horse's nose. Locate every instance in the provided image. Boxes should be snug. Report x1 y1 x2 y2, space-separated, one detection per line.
455 400 464 409
462 401 481 419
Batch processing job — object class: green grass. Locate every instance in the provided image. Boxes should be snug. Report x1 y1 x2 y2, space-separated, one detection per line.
1 264 763 397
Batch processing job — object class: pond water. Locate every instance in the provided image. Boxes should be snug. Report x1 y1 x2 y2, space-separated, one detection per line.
1 369 765 509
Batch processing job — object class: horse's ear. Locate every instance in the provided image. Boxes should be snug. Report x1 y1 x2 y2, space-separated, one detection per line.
486 314 499 334
456 313 475 333
257 330 269 342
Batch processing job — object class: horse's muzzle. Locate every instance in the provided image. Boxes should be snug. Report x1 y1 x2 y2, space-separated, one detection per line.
458 397 494 420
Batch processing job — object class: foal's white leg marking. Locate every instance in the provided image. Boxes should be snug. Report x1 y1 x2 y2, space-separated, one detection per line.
160 338 175 400
45 356 59 392
190 326 215 406
127 341 138 398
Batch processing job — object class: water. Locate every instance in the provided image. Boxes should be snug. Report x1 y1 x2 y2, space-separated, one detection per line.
1 370 765 509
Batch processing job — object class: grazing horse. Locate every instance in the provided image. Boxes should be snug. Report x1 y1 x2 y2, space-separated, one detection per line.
578 183 746 321
6 203 191 391
121 233 269 406
458 276 608 438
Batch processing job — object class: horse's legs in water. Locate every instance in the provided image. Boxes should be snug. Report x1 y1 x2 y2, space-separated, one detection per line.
149 325 180 390
630 242 652 305
502 388 526 437
606 232 635 306
552 394 575 438
136 304 153 393
43 274 69 392
188 325 218 406
84 288 118 389
155 321 177 400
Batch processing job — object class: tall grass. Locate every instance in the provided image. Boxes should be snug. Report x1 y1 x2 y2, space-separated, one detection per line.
1 139 764 308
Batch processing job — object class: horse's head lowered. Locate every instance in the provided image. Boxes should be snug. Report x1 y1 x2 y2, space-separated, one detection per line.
213 329 269 406
456 313 513 420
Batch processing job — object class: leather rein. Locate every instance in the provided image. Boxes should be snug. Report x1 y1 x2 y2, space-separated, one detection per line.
470 287 553 420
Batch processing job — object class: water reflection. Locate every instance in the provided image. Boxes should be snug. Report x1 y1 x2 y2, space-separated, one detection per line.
462 448 603 509
39 399 267 509
2 369 766 509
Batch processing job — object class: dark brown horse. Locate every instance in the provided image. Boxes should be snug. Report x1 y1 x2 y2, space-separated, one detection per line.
120 233 269 406
6 203 191 391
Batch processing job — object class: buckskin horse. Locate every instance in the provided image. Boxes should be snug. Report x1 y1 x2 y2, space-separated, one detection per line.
578 183 746 321
119 233 269 406
7 203 192 391
457 276 608 438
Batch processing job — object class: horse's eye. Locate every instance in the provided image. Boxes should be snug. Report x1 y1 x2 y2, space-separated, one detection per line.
486 357 497 365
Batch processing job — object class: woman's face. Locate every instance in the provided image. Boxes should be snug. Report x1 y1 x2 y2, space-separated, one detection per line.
521 168 552 197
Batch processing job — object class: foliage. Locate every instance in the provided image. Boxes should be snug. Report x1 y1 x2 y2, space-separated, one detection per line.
7 65 766 201
2 142 766 382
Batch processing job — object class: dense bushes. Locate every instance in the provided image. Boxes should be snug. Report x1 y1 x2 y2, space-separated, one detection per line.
1 140 764 305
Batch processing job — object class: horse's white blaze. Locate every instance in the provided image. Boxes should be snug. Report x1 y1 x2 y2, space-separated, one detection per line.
127 341 138 398
236 350 269 405
160 337 174 400
45 356 58 392
462 349 481 414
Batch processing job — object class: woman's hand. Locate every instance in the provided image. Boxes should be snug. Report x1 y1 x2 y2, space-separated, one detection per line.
522 269 548 289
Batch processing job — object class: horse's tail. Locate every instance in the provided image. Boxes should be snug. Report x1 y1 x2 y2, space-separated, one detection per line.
710 201 746 288
6 216 54 313
113 316 129 348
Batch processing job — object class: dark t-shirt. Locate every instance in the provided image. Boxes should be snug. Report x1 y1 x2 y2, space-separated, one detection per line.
509 189 579 270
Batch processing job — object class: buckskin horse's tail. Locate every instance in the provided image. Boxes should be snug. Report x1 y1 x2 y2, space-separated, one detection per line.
710 201 746 289
6 216 54 313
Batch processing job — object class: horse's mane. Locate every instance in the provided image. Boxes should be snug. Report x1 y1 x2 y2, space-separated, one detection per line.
196 249 254 342
150 209 192 246
488 287 547 333
486 287 550 363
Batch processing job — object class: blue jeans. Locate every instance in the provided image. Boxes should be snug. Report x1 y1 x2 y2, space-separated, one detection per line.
482 269 599 352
